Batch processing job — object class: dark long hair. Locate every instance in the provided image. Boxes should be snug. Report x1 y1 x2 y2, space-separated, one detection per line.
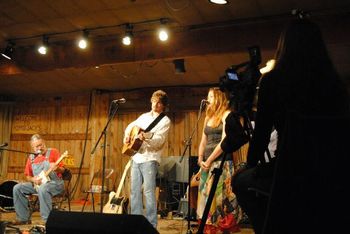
275 19 337 81
269 18 348 113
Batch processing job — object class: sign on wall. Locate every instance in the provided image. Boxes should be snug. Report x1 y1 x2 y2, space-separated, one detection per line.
12 114 43 134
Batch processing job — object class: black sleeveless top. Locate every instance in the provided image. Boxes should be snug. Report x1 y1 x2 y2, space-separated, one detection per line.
203 123 223 162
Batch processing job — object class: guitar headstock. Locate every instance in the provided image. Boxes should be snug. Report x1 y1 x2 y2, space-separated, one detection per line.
61 150 69 158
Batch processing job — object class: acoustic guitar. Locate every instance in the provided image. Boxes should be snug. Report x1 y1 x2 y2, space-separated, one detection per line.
34 151 68 191
190 169 201 187
122 126 144 156
103 160 131 214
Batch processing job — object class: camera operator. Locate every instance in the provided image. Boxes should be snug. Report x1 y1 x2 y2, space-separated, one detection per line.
231 18 349 234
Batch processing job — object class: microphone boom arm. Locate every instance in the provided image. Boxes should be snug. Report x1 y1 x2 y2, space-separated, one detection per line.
0 147 36 155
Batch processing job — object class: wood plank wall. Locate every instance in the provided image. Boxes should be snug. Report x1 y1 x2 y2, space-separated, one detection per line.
4 87 248 200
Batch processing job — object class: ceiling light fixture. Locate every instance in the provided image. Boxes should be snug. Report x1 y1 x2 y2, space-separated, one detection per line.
37 36 49 55
208 0 228 4
78 30 89 49
122 24 133 46
158 18 169 42
1 42 15 60
2 17 171 55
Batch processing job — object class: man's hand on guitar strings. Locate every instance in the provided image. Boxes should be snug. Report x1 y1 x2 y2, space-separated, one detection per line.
137 132 153 141
137 132 146 141
143 132 154 140
33 176 42 185
124 136 130 144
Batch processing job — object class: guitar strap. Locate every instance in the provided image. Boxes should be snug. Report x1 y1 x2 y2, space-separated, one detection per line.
144 112 166 133
45 148 51 159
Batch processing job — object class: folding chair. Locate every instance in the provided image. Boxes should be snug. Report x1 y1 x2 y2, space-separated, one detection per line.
28 167 72 216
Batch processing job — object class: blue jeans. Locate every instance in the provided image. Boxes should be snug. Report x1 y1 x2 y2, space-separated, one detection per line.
130 160 158 228
13 181 64 222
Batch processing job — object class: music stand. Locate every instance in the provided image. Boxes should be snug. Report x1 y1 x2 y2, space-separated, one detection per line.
81 168 114 212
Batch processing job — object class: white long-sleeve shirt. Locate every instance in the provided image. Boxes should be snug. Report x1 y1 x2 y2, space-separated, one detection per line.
124 111 170 163
251 121 277 162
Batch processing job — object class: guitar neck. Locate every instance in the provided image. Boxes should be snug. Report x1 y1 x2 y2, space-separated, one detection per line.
43 151 68 177
115 160 131 198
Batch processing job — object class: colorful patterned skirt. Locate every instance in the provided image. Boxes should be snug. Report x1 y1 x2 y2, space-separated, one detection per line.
197 160 241 234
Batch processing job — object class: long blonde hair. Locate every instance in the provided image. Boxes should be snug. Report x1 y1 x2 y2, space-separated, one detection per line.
206 87 229 127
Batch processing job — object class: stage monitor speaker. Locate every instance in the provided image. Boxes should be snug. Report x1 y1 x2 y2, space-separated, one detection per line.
46 210 159 234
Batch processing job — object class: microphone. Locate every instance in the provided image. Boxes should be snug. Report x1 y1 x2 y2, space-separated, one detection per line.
33 150 42 155
0 142 8 148
201 99 209 105
112 98 126 104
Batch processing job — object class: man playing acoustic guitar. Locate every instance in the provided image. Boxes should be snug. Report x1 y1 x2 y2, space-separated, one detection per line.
12 134 66 225
123 90 171 228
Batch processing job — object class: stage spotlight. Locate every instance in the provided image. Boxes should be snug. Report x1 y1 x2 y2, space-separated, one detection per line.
173 59 186 74
122 34 132 46
38 45 47 55
158 29 168 41
209 0 228 4
1 42 15 60
38 36 49 55
158 18 169 42
122 24 133 46
78 30 89 49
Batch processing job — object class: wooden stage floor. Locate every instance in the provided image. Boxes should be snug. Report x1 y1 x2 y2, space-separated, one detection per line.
0 200 255 234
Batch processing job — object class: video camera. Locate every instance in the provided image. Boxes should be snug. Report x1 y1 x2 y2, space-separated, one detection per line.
219 46 262 115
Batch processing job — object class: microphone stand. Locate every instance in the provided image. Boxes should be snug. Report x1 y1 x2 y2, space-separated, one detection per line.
0 146 35 155
179 100 206 234
0 146 35 202
90 101 120 213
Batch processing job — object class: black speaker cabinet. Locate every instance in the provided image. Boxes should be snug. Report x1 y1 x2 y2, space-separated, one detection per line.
46 210 159 234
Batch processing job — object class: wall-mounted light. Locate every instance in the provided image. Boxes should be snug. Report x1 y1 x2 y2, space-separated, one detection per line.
37 36 49 55
158 18 169 42
208 0 228 4
173 59 186 74
122 24 133 46
78 30 89 49
1 42 15 60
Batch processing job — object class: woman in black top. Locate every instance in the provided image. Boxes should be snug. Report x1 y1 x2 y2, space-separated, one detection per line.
232 18 349 234
197 87 241 233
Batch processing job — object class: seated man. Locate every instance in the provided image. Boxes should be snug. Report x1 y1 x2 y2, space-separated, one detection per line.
12 134 65 224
